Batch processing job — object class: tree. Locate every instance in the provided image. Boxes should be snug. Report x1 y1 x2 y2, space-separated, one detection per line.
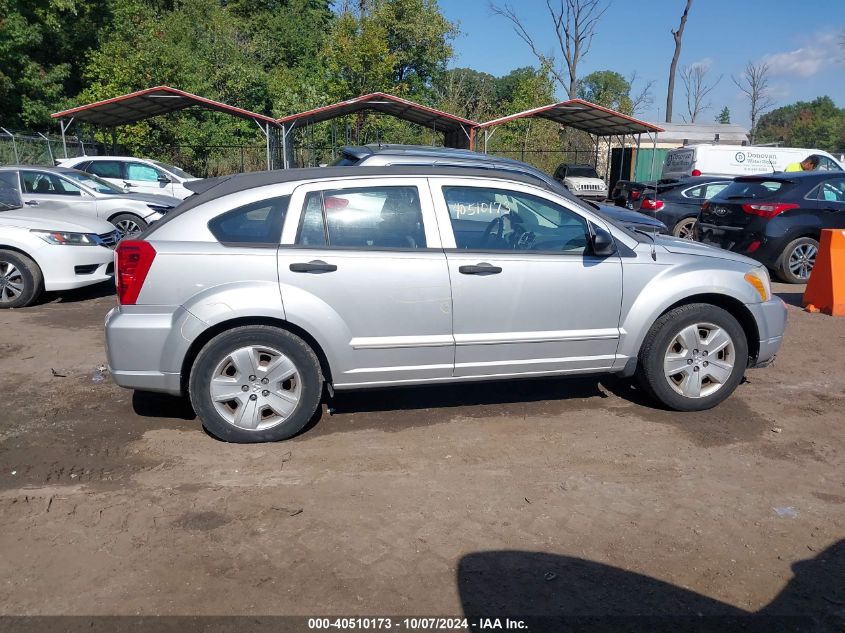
491 0 609 99
666 0 693 123
577 71 632 113
715 106 730 124
680 63 721 123
732 61 774 144
435 68 498 121
756 97 845 151
628 71 656 116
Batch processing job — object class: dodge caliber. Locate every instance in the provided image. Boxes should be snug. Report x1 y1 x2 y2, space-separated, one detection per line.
105 167 787 443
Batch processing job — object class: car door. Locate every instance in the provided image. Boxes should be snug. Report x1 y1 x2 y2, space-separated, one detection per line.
124 161 172 196
276 177 454 387
810 175 845 230
19 170 97 219
431 178 624 378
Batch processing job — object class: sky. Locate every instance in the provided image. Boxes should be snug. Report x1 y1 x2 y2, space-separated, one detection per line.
439 0 845 127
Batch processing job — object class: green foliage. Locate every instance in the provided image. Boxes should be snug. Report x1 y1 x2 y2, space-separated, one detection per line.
756 96 845 151
576 71 632 114
716 106 730 124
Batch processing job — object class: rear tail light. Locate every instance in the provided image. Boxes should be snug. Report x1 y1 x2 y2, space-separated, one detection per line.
630 190 641 200
746 240 761 253
741 202 799 218
641 198 664 211
115 240 156 305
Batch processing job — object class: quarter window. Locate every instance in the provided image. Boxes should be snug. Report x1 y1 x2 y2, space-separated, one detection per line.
296 186 426 249
817 156 842 172
208 196 289 246
442 186 589 253
20 171 82 196
815 177 845 203
86 161 122 179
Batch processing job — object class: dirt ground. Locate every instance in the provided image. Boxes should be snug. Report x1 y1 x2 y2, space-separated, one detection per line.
0 282 843 626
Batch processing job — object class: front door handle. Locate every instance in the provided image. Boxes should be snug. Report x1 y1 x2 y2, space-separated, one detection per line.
459 263 502 275
24 200 39 206
289 260 337 274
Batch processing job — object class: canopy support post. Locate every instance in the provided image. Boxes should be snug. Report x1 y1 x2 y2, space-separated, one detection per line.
0 128 18 164
37 132 54 164
649 131 659 181
635 133 642 181
59 117 74 158
254 119 272 170
280 121 296 169
617 134 626 186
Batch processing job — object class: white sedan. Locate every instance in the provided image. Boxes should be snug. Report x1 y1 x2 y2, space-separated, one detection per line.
1 175 117 308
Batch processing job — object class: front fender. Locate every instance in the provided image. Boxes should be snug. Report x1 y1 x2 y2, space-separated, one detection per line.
617 258 761 359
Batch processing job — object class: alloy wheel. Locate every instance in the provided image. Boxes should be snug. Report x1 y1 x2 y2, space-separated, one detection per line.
115 218 141 236
0 260 25 304
675 218 697 240
788 243 817 281
210 345 302 431
663 322 735 399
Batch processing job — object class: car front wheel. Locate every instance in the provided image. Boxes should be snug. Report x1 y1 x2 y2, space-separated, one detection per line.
189 325 323 442
111 213 148 237
637 304 748 411
672 217 698 240
0 249 43 309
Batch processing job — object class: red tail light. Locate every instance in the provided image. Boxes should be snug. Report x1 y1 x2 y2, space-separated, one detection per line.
691 169 702 177
741 202 799 218
115 240 156 305
641 198 664 211
746 240 761 253
630 190 641 200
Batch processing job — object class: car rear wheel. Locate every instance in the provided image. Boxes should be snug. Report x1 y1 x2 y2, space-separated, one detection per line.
189 325 323 443
776 237 818 284
672 217 698 240
0 249 43 309
637 303 747 411
111 213 148 237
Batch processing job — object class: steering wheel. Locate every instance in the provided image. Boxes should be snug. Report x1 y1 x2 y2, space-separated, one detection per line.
480 216 505 247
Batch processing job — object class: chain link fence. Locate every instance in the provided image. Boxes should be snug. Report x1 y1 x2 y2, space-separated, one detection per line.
0 129 110 166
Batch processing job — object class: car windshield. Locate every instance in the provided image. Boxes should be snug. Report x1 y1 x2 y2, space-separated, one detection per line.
716 180 789 200
150 160 193 179
64 170 127 194
566 166 599 178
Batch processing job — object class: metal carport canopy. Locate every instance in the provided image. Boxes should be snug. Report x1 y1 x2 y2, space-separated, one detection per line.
276 92 478 150
477 99 664 136
50 85 281 167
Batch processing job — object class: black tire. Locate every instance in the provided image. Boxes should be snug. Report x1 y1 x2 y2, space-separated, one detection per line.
636 303 748 411
110 213 148 237
0 249 43 309
672 217 698 240
189 325 322 443
776 236 818 284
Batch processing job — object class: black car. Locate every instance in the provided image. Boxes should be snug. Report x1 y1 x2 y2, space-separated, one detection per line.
634 177 733 239
698 171 845 283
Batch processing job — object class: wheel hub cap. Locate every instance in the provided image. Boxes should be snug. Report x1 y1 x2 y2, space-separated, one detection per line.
210 345 301 431
663 322 735 399
0 261 24 302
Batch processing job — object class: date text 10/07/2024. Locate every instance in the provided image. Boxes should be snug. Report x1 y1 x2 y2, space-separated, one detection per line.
307 618 528 630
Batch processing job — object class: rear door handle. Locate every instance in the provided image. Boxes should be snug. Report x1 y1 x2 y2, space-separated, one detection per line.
459 263 502 275
24 200 39 206
289 260 337 274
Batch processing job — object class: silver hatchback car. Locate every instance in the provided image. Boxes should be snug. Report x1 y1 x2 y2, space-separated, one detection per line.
105 167 787 443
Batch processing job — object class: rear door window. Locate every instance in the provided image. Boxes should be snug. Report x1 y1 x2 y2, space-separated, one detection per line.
813 177 845 203
295 186 426 249
86 161 123 179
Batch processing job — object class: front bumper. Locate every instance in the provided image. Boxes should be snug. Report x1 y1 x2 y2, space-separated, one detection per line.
41 245 115 291
746 297 788 367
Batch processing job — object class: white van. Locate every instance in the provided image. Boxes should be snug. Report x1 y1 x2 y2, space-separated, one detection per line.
662 145 844 179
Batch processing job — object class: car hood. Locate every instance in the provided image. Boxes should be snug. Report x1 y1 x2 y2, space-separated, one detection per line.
0 208 116 234
655 234 760 266
111 192 181 206
596 204 667 230
565 176 607 186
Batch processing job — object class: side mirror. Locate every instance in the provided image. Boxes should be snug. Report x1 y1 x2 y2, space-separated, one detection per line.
591 226 617 257
157 175 172 184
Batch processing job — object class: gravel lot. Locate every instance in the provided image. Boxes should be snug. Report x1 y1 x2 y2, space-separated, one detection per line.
0 282 842 625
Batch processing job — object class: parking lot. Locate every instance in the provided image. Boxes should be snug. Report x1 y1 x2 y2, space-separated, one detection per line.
0 282 843 620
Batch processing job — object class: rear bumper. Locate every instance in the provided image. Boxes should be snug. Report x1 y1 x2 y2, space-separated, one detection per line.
746 297 788 367
105 305 204 396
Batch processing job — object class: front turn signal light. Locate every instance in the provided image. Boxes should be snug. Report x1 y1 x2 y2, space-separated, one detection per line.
744 267 771 302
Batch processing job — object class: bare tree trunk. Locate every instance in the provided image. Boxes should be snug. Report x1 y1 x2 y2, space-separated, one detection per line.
680 64 721 123
666 0 693 123
732 61 775 144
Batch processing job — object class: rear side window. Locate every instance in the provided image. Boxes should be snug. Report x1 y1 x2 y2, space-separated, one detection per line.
715 180 788 200
812 177 845 202
296 186 426 249
87 161 123 179
20 171 82 196
208 196 289 246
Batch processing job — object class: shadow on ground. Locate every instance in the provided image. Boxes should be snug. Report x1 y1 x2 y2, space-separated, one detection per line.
458 540 845 632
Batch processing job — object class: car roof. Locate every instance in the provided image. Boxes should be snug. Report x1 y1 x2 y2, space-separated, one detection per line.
0 165 78 174
735 171 834 183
